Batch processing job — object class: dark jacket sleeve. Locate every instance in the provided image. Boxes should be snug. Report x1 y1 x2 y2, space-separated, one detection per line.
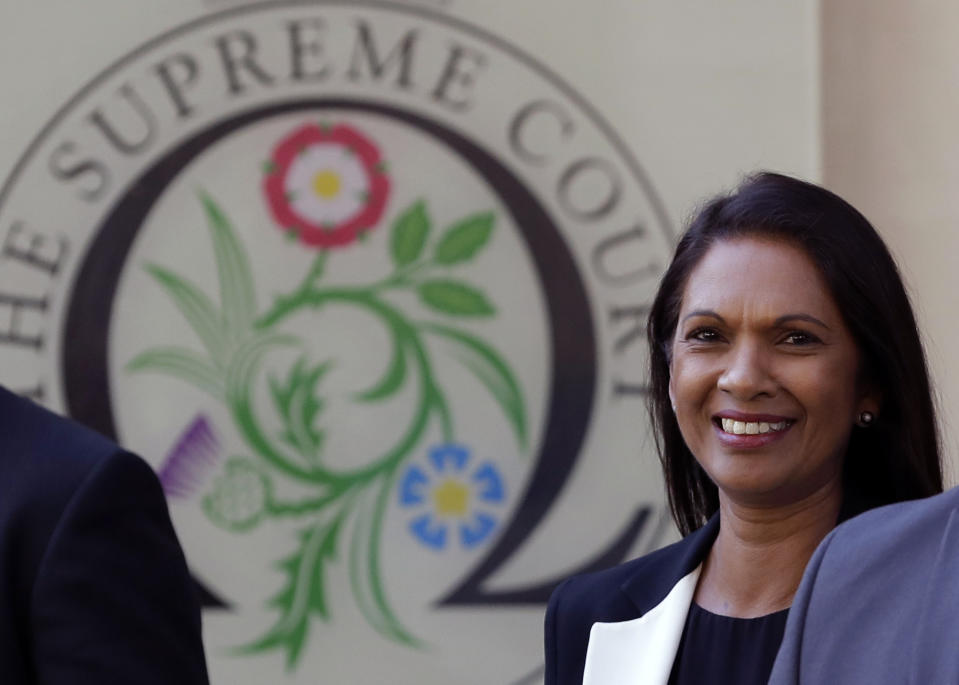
545 576 597 685
544 578 568 685
29 450 209 684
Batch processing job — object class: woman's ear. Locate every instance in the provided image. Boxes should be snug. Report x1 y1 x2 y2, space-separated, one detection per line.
668 380 676 413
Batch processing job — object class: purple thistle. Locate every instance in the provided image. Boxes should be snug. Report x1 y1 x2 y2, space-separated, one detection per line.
157 414 220 498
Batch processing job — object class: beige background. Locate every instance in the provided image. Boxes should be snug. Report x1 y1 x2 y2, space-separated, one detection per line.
0 0 821 230
823 1 959 484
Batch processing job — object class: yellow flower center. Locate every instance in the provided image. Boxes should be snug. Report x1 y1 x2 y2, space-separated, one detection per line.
312 170 341 199
432 479 470 517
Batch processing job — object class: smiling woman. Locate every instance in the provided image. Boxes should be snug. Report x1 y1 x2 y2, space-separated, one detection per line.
544 172 943 685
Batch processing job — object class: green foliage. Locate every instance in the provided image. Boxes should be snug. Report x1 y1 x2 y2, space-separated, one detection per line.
237 516 343 670
421 323 527 449
144 264 226 360
390 200 430 268
348 480 423 646
203 458 271 532
131 190 527 670
355 334 407 403
125 346 224 399
269 357 332 465
433 212 494 265
418 279 495 317
200 191 258 340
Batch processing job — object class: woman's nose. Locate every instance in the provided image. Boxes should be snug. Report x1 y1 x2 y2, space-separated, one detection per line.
717 340 777 400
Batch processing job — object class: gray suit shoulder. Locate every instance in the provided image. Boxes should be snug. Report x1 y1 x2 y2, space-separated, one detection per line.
826 487 959 555
771 488 959 683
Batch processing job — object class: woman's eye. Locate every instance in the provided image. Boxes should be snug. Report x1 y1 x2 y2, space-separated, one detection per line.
688 327 721 342
782 330 821 346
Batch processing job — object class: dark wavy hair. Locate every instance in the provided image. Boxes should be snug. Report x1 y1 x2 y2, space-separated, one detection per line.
648 172 943 536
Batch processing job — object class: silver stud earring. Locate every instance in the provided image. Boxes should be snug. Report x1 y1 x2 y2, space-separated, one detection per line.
857 411 875 427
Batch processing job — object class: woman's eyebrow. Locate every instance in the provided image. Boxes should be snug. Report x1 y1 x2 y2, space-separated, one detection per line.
681 309 725 324
773 313 831 330
680 310 832 330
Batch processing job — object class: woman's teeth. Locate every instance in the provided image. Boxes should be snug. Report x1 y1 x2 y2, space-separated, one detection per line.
719 418 788 435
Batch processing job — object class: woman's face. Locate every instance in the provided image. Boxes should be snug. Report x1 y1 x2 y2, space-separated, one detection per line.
669 237 878 506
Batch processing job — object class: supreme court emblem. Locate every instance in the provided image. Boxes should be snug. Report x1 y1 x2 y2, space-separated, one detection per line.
0 2 675 682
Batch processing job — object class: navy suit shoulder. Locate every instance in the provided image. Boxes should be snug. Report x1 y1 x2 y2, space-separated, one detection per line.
0 383 119 480
0 387 209 684
0 389 123 608
545 517 718 685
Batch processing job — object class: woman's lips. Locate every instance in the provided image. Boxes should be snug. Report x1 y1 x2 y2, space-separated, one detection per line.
712 414 794 448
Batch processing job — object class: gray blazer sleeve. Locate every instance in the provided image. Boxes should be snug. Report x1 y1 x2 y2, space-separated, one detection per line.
770 489 959 684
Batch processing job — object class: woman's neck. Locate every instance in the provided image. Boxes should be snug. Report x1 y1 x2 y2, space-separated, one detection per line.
693 480 842 618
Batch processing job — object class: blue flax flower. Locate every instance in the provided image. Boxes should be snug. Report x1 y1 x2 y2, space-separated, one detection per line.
398 443 506 550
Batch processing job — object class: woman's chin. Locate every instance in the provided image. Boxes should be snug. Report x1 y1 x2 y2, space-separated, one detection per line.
703 458 806 506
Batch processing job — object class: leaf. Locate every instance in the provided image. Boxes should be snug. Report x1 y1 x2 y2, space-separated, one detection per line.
268 358 304 419
433 212 494 265
421 323 527 449
354 334 407 402
144 264 226 359
236 517 342 670
269 357 331 464
199 191 258 337
418 280 495 317
348 481 422 646
126 347 225 399
226 334 330 485
390 200 430 268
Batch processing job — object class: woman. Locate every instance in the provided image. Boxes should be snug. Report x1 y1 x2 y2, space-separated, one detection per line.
544 172 943 685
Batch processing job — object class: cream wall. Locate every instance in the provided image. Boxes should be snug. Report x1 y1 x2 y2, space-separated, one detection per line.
453 0 822 220
0 0 821 228
822 0 959 485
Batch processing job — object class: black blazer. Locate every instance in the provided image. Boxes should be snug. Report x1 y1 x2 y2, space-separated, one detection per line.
0 386 209 684
545 516 719 685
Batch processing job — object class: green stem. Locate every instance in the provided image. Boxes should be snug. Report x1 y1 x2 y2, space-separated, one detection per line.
232 394 345 485
366 468 421 645
409 338 452 442
248 285 449 648
299 250 328 290
265 484 351 517
225 337 345 485
246 287 449 481
369 260 430 292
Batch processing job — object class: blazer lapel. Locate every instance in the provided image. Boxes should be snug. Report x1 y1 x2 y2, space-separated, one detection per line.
583 566 700 685
582 515 719 685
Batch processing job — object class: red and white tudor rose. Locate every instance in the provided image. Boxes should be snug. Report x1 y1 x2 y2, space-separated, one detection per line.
263 122 390 248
